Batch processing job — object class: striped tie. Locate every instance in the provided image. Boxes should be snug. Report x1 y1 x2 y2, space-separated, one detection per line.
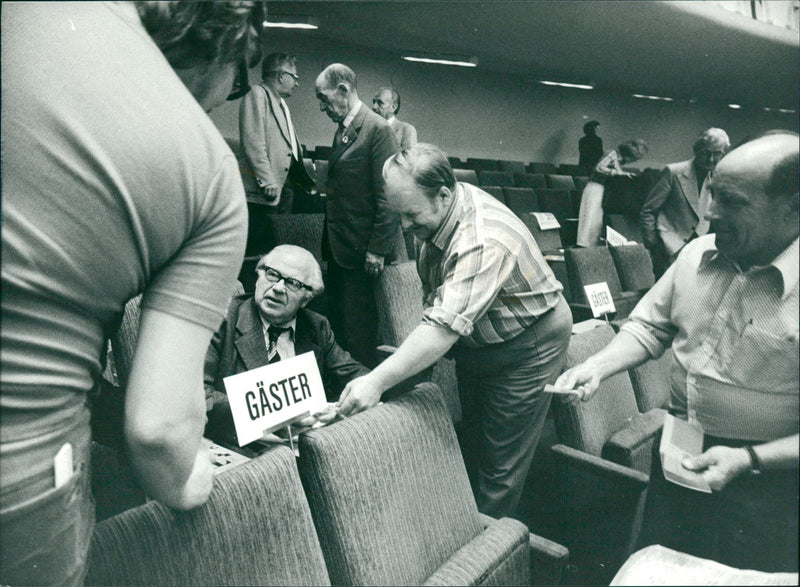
268 326 289 364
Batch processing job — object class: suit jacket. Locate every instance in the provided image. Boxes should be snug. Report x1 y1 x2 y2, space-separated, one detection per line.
204 295 368 445
391 118 418 150
239 83 313 204
640 159 710 256
323 103 404 269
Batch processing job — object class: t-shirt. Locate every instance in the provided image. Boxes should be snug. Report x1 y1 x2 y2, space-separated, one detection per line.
1 2 247 443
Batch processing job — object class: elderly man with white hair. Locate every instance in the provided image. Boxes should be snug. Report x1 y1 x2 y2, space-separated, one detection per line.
640 127 731 275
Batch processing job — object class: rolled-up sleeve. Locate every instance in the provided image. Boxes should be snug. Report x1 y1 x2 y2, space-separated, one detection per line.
422 240 516 337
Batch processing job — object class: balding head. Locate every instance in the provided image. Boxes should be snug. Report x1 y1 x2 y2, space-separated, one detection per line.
706 132 799 269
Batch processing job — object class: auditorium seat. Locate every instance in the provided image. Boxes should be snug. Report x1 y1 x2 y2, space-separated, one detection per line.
608 243 655 293
569 189 583 218
564 246 643 320
465 157 500 172
448 156 465 168
535 189 573 222
480 185 506 203
514 172 547 190
498 159 527 174
297 383 569 586
527 162 557 175
502 187 539 218
545 174 576 191
573 175 589 192
521 213 562 255
453 168 479 185
312 160 329 196
313 145 332 160
546 323 665 581
557 163 585 177
605 213 644 245
627 348 673 413
477 169 515 187
86 445 331 586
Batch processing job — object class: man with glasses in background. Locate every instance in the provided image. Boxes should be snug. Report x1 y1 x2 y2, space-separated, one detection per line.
204 245 368 450
641 127 730 276
240 52 314 220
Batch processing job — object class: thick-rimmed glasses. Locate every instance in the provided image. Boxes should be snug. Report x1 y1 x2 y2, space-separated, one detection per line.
256 265 312 293
280 70 300 82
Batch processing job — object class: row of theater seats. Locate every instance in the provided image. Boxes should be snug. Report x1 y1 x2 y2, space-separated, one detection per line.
453 168 589 192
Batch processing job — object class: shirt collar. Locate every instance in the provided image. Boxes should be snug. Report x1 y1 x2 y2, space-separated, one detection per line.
700 236 799 299
428 182 463 251
259 314 297 338
387 115 397 126
341 101 362 130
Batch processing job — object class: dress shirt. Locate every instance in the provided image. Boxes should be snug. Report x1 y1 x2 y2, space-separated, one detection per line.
279 98 299 160
341 101 361 132
621 235 799 441
418 182 563 347
260 316 297 361
589 149 625 185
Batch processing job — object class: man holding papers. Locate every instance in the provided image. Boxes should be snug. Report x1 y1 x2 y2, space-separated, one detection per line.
555 132 799 572
204 245 368 448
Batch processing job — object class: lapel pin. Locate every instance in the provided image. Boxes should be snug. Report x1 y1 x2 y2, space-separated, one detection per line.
342 135 349 144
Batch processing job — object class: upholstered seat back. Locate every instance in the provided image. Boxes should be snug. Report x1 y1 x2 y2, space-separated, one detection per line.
298 384 525 586
86 445 331 586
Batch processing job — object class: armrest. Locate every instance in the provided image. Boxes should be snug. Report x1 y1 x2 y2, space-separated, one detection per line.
606 409 665 454
551 444 649 489
478 513 569 586
424 516 529 586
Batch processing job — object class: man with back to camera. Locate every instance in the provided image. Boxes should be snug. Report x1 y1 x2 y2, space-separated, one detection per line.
556 132 798 572
337 143 573 520
314 63 405 368
372 86 418 150
640 127 730 275
239 52 314 220
204 245 369 449
1 2 264 583
578 120 603 171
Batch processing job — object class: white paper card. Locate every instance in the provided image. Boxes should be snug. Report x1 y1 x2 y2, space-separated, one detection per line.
223 351 327 446
583 282 616 317
54 442 73 488
659 414 711 493
606 226 634 247
532 212 561 230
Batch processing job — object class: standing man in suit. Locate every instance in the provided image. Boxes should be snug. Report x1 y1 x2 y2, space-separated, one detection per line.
240 52 314 226
315 63 404 367
204 245 369 449
640 128 730 275
372 86 418 150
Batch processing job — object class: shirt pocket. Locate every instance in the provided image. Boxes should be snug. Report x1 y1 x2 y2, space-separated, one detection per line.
725 325 799 393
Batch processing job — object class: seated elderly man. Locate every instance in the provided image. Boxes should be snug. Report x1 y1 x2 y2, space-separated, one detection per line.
556 132 798 572
204 245 368 448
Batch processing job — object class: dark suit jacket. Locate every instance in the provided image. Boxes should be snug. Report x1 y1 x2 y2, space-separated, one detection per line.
204 295 368 445
640 159 709 256
323 103 404 269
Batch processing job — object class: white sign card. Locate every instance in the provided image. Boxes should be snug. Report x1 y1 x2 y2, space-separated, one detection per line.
532 212 561 230
605 226 634 247
583 282 616 318
223 351 327 446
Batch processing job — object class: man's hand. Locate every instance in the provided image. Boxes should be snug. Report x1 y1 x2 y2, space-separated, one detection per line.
365 252 385 277
261 184 280 200
337 374 384 417
170 446 215 510
553 362 602 405
681 445 751 492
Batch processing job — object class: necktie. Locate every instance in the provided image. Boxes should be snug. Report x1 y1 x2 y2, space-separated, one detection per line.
268 325 290 364
279 98 299 160
695 179 711 236
333 123 345 149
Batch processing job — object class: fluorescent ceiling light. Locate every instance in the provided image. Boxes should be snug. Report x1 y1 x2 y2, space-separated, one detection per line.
263 16 319 29
778 108 796 114
632 93 675 102
728 104 742 109
539 80 594 90
402 54 478 67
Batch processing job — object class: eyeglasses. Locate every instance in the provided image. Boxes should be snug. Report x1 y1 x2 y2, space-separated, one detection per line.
256 266 312 293
280 70 300 82
227 60 251 101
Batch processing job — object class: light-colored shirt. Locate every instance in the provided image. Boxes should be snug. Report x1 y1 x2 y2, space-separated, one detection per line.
260 316 297 360
621 235 799 441
418 182 563 346
341 101 362 131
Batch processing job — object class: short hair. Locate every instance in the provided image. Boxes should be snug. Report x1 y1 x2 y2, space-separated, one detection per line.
693 128 730 154
136 1 266 69
583 120 600 134
377 86 401 114
618 139 649 161
383 143 456 199
262 52 296 80
259 245 325 296
319 63 357 92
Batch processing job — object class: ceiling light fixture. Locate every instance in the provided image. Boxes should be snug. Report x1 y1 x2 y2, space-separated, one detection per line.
728 104 742 109
402 53 478 68
263 15 319 30
778 108 797 114
632 93 675 102
539 80 594 90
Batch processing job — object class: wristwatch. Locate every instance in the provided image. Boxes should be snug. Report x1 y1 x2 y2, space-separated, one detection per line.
743 445 762 476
